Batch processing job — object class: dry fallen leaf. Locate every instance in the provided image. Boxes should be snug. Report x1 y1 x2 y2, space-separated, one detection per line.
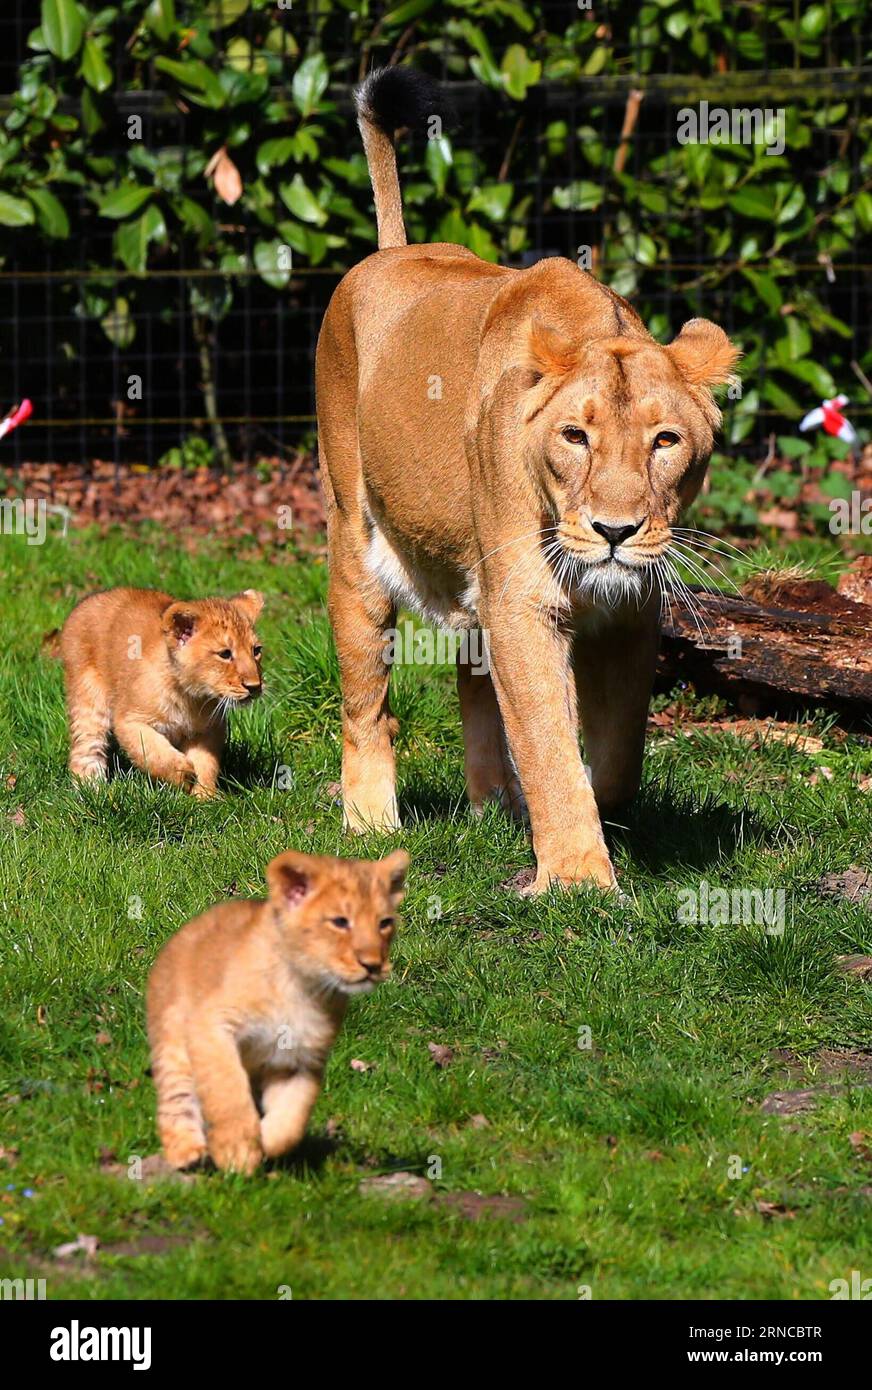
836 955 872 981
428 1042 455 1069
349 1058 375 1073
36 1005 47 1026
807 767 834 785
205 146 243 205
837 555 872 606
95 1031 112 1046
755 1200 796 1220
53 1233 100 1260
758 508 799 531
849 1131 872 1162
7 807 26 827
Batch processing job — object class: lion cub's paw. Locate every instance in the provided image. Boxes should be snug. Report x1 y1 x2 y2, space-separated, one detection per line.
163 1137 208 1171
208 1131 263 1175
191 781 218 801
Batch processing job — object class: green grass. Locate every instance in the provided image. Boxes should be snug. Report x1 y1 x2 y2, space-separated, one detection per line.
1 527 870 1301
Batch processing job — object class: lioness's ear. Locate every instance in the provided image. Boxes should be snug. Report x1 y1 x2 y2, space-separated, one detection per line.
667 319 741 388
525 317 579 379
161 602 198 646
267 851 319 909
379 849 409 901
231 588 264 622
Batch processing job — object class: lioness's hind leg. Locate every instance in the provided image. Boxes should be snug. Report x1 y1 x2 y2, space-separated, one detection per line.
457 654 526 821
327 526 400 834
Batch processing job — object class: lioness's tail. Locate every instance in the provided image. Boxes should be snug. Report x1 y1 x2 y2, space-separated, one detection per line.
355 67 448 250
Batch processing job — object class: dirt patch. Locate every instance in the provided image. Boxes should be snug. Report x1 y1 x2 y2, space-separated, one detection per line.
837 955 872 980
438 1191 528 1223
815 867 872 904
760 1087 841 1117
763 1049 872 1115
500 867 536 893
358 1172 528 1221
769 1047 872 1083
100 1234 192 1259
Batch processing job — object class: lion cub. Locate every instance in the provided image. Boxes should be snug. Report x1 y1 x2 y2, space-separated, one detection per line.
60 587 263 798
147 849 408 1173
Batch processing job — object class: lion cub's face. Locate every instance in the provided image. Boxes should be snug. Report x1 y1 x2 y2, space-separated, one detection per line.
161 590 264 705
266 850 409 995
524 318 739 604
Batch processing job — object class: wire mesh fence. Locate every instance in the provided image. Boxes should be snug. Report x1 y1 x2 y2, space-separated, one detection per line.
1 0 870 476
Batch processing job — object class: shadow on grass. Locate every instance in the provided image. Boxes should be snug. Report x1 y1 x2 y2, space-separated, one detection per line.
398 778 468 824
267 1132 340 1175
607 776 768 875
267 1133 431 1179
104 733 283 795
400 763 766 878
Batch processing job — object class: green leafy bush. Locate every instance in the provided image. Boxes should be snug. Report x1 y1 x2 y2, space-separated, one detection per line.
0 0 869 463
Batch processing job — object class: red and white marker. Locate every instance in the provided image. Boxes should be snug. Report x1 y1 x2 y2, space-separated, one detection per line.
799 394 856 444
0 398 33 442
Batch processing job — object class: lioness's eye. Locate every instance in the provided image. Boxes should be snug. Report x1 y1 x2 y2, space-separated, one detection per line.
253 645 262 658
330 916 350 929
561 426 589 447
379 917 394 931
216 649 232 660
654 431 681 449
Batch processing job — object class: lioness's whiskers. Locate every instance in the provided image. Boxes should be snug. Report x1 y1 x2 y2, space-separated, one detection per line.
667 540 740 596
672 526 747 561
473 526 558 570
657 556 712 644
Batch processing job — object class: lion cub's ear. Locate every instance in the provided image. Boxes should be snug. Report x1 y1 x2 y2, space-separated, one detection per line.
267 850 322 910
378 849 409 903
161 602 199 646
667 319 741 388
525 317 579 379
230 589 264 622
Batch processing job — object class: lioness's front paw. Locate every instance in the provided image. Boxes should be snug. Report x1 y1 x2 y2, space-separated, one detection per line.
525 852 618 895
342 795 401 835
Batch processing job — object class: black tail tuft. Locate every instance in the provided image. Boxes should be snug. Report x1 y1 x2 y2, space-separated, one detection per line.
355 66 455 137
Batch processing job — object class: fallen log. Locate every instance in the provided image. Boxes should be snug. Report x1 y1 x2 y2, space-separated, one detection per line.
656 572 872 719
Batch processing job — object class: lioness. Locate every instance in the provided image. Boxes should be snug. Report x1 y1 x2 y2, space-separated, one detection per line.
316 67 739 893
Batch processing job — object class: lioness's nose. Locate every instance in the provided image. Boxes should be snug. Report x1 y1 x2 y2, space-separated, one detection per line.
591 518 644 550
